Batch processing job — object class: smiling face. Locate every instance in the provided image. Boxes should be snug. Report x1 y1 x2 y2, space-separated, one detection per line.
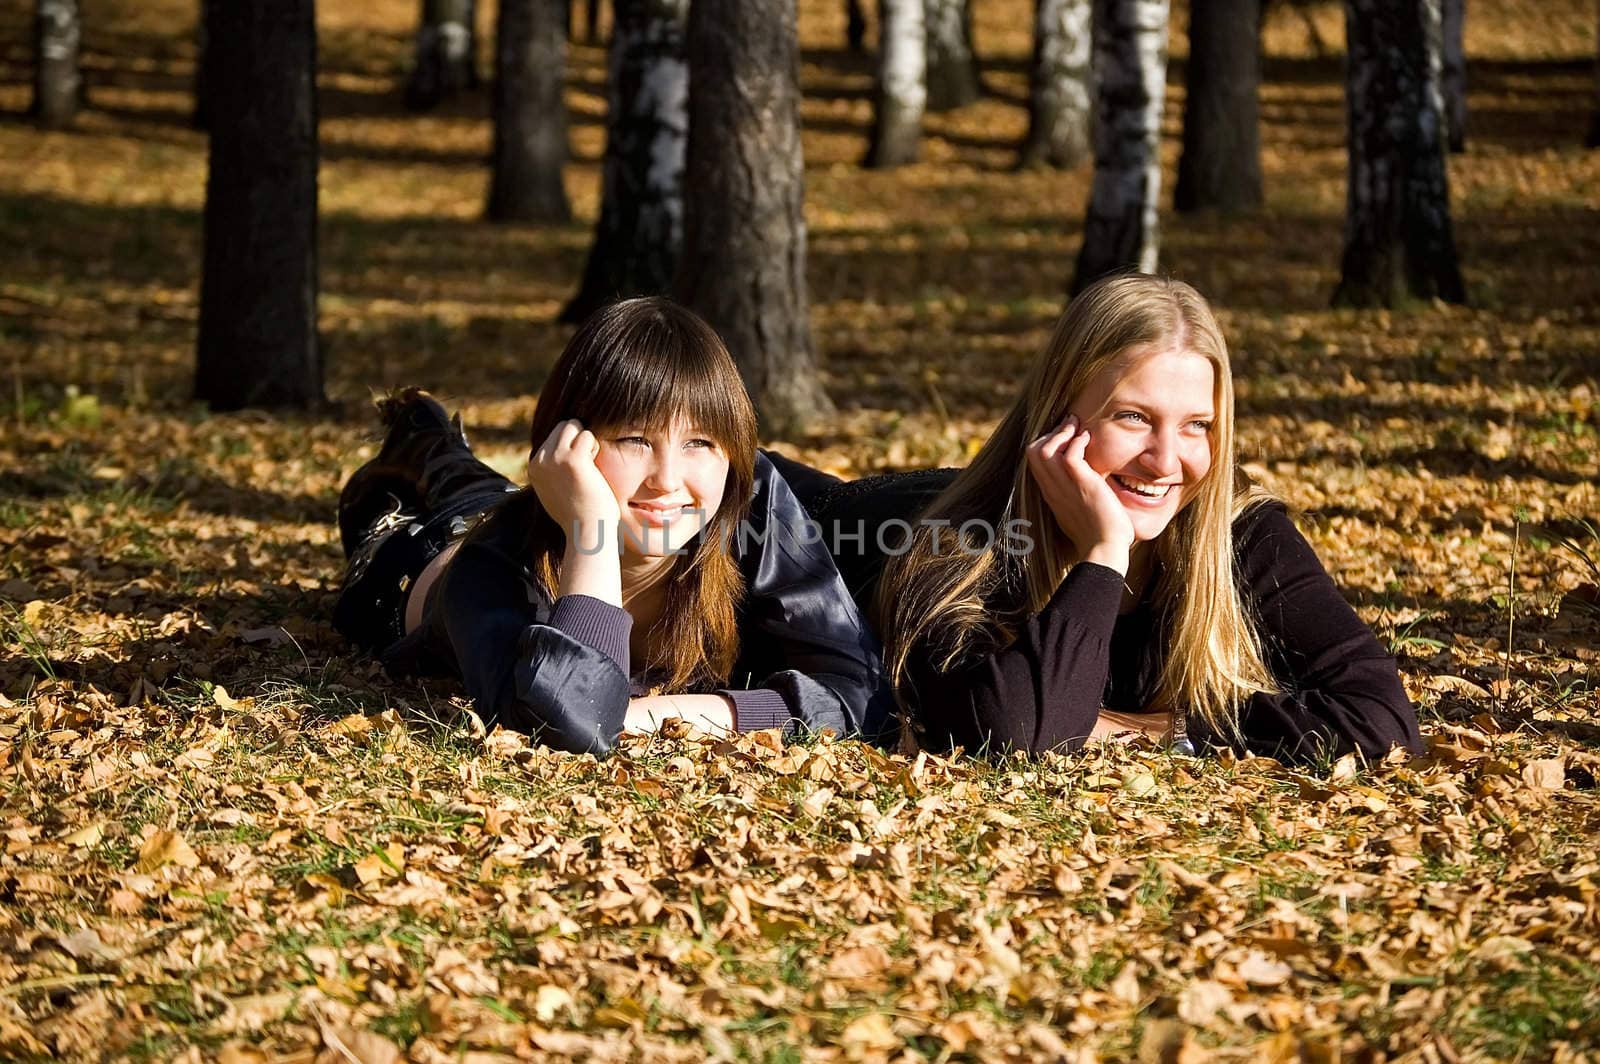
1068 345 1218 545
593 415 730 560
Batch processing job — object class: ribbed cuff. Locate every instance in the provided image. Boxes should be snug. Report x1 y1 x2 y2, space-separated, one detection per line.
1050 562 1127 645
721 687 794 734
548 595 632 674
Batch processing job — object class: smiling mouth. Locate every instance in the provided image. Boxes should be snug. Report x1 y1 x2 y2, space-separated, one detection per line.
630 502 693 524
1111 475 1176 500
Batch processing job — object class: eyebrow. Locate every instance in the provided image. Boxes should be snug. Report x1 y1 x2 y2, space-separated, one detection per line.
1104 396 1215 419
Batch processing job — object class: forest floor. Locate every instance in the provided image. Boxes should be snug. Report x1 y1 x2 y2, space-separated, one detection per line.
1 0 1599 1060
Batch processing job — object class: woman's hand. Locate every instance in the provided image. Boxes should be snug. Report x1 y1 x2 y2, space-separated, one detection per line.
528 419 622 536
1025 415 1135 574
531 420 624 605
624 694 737 735
1089 708 1173 744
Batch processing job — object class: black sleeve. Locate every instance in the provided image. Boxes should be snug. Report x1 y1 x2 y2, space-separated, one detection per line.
910 562 1127 756
1189 504 1424 762
435 539 629 756
727 455 894 743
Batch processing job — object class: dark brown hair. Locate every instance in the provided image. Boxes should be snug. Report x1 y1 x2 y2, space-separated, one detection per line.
511 297 757 692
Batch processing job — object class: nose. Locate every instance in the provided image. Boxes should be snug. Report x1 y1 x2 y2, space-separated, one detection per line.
1140 425 1182 478
646 446 685 492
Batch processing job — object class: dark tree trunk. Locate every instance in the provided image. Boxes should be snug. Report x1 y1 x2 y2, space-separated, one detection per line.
1587 0 1598 147
33 0 83 129
866 0 925 168
847 0 869 52
487 0 572 223
1174 0 1262 212
1071 0 1169 293
674 0 832 434
563 0 688 323
1440 0 1465 152
405 0 480 111
1019 0 1092 169
924 0 981 111
1333 0 1465 307
195 0 323 411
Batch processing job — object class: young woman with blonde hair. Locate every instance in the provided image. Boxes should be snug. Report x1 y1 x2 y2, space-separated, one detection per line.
775 273 1421 761
335 297 890 755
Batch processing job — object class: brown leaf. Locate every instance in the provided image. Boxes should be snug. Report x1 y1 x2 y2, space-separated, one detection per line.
135 829 200 874
1522 758 1566 790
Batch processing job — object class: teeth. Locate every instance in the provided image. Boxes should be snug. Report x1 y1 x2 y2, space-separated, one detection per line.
1115 477 1171 498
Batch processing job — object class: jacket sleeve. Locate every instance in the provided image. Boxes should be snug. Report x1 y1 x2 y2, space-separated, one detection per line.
1188 504 1424 763
908 562 1126 756
726 455 894 743
435 539 630 757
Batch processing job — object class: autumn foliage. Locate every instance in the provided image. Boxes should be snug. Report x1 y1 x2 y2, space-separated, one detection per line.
0 0 1598 1059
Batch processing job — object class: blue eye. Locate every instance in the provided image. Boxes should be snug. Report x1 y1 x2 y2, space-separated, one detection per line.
686 438 717 450
616 436 649 448
1113 411 1148 424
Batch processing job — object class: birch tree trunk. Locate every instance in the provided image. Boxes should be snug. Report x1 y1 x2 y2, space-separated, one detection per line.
848 0 869 51
33 0 82 129
924 0 981 111
1174 0 1262 211
486 0 572 222
406 0 480 111
1440 0 1465 152
1333 0 1465 307
1019 0 1092 169
866 0 926 167
196 0 323 411
674 0 833 434
1071 0 1169 293
563 0 688 322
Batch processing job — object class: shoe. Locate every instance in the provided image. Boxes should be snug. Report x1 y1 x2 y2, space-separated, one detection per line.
338 389 512 556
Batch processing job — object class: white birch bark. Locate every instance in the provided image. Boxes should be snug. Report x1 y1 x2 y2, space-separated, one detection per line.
866 0 926 167
406 0 479 111
1020 0 1093 168
1072 0 1169 291
34 0 82 128
924 0 980 110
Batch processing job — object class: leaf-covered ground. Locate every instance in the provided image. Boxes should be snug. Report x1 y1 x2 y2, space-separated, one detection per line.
1 0 1598 1059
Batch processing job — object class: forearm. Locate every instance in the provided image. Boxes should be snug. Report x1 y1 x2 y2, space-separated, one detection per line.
1089 708 1172 743
915 562 1124 755
558 532 621 606
625 694 737 735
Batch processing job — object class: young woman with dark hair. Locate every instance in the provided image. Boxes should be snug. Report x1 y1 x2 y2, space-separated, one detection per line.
334 297 890 755
772 274 1423 764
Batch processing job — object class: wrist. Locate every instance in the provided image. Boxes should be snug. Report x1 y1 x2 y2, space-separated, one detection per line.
559 541 623 606
1082 541 1130 575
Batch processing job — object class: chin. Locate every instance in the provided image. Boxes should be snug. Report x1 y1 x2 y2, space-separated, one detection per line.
1128 512 1179 543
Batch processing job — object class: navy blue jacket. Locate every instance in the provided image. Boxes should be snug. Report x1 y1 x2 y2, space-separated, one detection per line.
395 454 891 756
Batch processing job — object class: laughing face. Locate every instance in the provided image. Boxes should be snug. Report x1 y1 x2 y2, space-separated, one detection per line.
593 416 730 559
1069 346 1217 545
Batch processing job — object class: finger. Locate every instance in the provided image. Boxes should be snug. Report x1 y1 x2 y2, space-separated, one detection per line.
536 420 573 460
1059 429 1092 467
1037 420 1080 462
573 429 599 461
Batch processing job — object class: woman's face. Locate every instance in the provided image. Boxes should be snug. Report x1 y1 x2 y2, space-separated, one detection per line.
593 415 730 559
1067 345 1218 544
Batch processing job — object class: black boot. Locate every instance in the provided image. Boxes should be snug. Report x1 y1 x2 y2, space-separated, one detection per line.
338 389 513 556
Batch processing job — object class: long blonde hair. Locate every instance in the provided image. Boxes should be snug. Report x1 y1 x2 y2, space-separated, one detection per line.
876 274 1276 740
485 297 757 692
